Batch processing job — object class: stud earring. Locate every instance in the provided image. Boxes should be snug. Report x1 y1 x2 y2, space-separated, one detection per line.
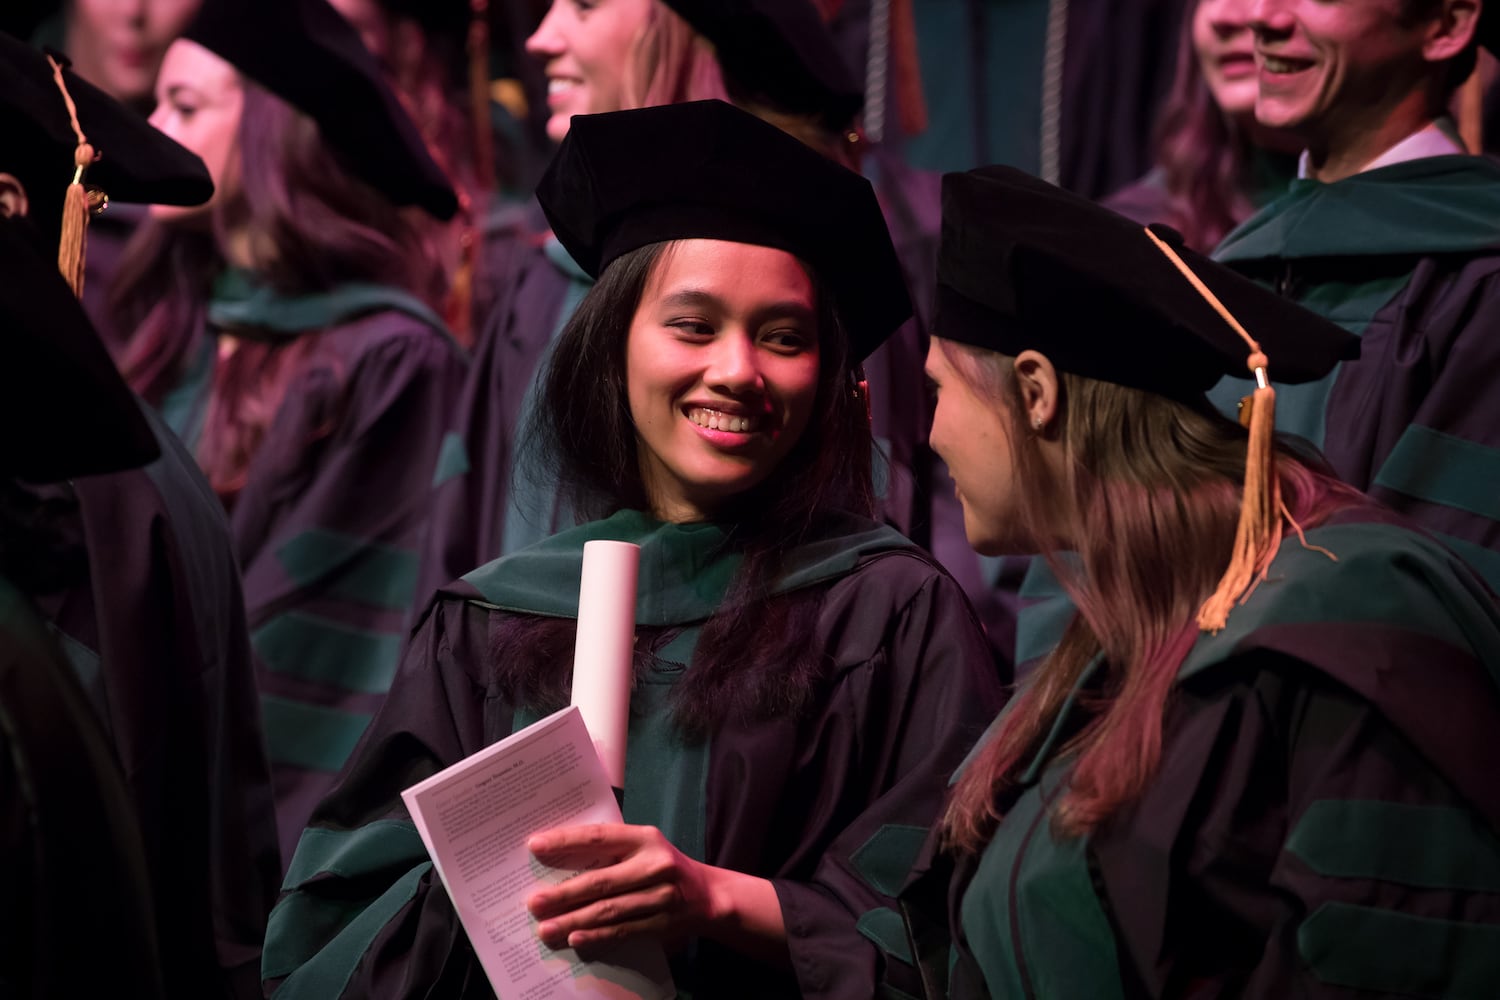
1033 416 1044 430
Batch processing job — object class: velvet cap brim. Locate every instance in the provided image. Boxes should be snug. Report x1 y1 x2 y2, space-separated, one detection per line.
659 0 862 129
538 100 912 362
0 220 159 480
183 0 458 219
934 165 1359 400
0 33 213 212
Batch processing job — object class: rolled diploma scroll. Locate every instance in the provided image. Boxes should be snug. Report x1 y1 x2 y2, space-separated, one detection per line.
570 540 641 791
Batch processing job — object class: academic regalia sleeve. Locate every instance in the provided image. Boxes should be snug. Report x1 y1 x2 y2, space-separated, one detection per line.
0 576 166 999
1094 656 1500 998
1323 258 1500 585
231 319 469 863
768 560 1006 1000
261 595 498 1000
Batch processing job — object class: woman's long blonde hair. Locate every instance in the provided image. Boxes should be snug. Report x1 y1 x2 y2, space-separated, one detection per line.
937 338 1364 852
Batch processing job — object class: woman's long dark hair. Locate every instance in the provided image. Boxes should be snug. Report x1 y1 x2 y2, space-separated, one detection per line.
111 225 220 407
494 240 877 739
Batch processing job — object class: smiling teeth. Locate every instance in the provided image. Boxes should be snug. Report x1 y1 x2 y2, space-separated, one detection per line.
689 408 757 433
548 79 579 95
1262 56 1306 73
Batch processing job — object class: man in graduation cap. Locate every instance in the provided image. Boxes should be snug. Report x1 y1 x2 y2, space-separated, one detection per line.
1208 0 1500 588
0 32 280 1000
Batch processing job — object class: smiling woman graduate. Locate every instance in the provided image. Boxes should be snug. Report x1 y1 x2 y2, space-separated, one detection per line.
415 0 881 592
263 100 1004 1000
901 166 1500 999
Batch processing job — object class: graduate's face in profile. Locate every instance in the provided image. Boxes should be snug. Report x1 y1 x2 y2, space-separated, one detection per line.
925 338 1023 556
526 0 655 143
1248 0 1452 142
148 40 242 226
66 0 202 107
626 239 821 522
1195 0 1262 118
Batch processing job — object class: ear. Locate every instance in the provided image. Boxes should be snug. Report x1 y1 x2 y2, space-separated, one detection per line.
1013 349 1060 433
1424 0 1481 64
0 173 30 219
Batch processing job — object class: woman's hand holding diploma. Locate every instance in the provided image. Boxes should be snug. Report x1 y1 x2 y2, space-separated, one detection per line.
527 823 790 969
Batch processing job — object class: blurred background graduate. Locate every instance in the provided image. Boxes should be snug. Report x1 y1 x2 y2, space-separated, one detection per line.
1103 0 1301 251
321 0 540 345
105 0 470 863
0 33 278 999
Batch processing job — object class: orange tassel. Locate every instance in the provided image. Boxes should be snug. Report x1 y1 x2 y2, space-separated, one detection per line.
57 143 95 298
1196 356 1282 632
48 55 99 299
1141 227 1328 633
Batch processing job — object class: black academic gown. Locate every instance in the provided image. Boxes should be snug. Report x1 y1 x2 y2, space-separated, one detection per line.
218 306 470 863
16 402 280 1000
416 199 1015 677
265 510 1005 999
0 573 165 1000
905 509 1500 999
1211 155 1500 590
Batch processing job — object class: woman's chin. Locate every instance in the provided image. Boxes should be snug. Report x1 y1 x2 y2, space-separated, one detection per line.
966 528 1026 558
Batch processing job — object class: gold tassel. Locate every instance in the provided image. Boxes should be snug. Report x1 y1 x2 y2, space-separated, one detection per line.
57 143 96 298
1141 227 1307 633
1196 354 1282 632
48 55 99 299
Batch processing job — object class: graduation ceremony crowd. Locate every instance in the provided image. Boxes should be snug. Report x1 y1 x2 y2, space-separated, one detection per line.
4 0 1500 995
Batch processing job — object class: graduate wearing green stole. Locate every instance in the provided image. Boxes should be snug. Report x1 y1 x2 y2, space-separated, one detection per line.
265 100 1005 1000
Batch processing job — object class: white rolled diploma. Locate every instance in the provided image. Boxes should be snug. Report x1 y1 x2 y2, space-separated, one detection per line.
569 540 641 791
